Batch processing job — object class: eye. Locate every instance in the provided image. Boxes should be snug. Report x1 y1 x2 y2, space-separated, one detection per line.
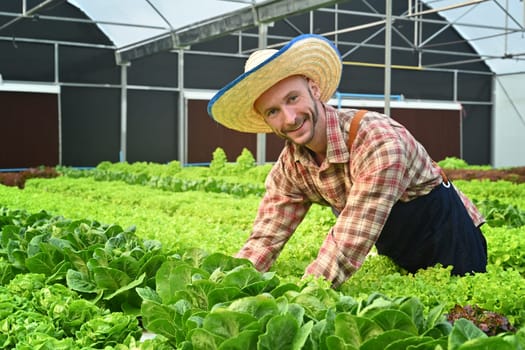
265 108 278 119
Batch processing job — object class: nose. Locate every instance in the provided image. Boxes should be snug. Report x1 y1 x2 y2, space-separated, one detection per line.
282 105 297 126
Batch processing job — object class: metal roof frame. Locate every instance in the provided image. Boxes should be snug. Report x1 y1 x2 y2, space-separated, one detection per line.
112 0 523 75
115 0 350 64
1 0 523 74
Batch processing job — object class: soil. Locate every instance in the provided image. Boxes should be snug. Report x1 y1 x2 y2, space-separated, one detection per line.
0 166 524 189
0 167 59 189
444 167 525 184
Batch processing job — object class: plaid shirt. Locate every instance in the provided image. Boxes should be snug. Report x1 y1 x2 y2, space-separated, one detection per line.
236 106 484 287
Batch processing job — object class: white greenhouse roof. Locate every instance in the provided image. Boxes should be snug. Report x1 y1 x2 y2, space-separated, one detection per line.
68 0 256 48
63 0 525 75
423 0 524 75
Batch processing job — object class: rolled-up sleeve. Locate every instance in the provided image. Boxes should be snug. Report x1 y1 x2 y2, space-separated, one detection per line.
304 117 426 287
236 157 311 271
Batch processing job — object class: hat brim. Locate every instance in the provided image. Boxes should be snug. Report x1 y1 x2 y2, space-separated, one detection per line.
207 34 342 133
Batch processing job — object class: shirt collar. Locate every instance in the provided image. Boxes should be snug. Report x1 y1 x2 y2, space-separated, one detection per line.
325 105 350 164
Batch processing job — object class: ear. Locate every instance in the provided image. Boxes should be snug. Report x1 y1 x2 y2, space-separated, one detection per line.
308 79 321 100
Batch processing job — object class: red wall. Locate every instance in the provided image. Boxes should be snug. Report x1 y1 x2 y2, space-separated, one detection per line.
0 91 59 168
188 100 461 164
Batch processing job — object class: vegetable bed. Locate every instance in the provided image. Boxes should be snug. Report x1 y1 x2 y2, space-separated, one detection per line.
1 155 524 349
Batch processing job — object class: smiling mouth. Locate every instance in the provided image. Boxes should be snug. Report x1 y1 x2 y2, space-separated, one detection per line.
286 118 305 133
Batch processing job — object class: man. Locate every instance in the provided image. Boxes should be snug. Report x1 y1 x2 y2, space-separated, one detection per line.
207 34 487 288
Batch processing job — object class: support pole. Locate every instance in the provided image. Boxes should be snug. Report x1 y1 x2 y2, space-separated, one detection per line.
384 0 392 116
256 24 268 165
55 43 62 165
178 48 186 164
120 62 130 162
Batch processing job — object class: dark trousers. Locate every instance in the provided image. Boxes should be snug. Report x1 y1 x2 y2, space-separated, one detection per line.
375 183 487 275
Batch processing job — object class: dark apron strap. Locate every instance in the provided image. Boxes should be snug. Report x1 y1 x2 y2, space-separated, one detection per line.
331 109 368 218
432 161 450 187
347 109 368 151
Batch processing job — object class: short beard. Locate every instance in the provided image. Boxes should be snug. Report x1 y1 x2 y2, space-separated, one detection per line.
282 89 319 145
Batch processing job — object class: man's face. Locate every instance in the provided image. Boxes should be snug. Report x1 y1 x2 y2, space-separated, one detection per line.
254 75 321 146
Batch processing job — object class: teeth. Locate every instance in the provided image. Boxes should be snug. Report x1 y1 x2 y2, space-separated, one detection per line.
289 120 304 132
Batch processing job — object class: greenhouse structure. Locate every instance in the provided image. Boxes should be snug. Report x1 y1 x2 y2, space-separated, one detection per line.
0 0 523 169
1 2 525 348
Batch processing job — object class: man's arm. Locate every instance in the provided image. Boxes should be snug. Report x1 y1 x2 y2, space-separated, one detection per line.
304 117 416 287
236 160 311 271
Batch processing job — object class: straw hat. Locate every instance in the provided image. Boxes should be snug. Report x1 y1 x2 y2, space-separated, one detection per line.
207 34 342 133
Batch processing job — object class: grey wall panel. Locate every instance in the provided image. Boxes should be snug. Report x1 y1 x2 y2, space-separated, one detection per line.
338 66 455 100
461 105 492 165
184 54 244 90
61 86 120 166
269 12 312 36
59 46 119 84
335 1 491 73
191 34 246 54
458 73 492 101
128 52 179 87
127 90 178 163
0 41 54 82
391 69 455 100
